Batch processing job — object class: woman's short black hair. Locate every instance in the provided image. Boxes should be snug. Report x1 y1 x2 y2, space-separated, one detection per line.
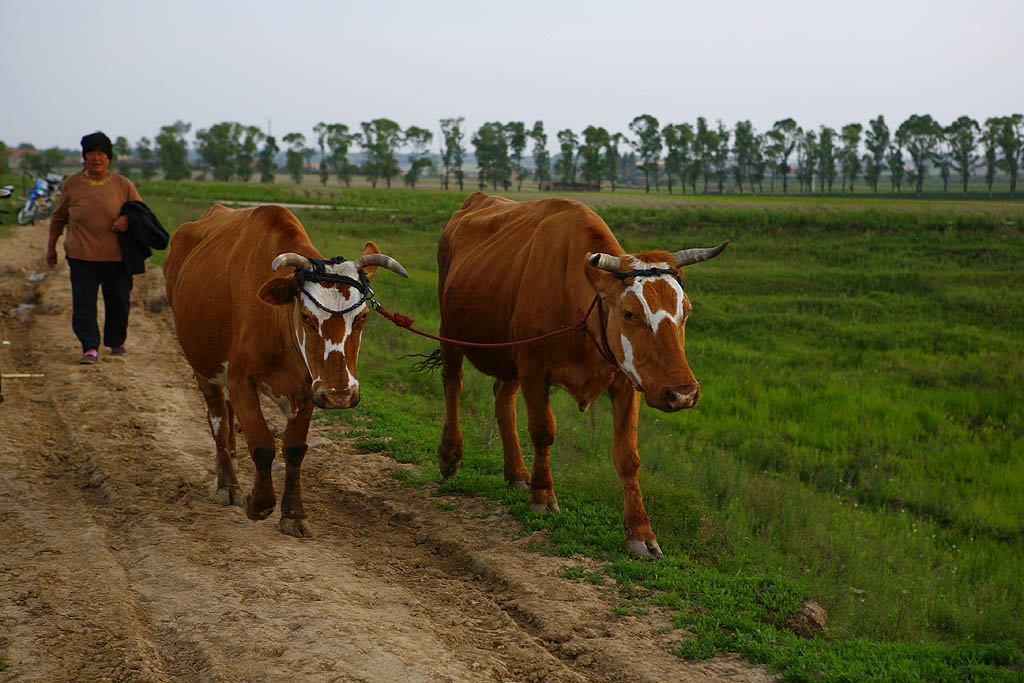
81 131 113 160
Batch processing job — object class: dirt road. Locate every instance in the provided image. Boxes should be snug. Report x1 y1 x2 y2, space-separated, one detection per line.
0 221 771 682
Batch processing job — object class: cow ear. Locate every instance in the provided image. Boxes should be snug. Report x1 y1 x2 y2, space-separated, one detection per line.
360 241 381 279
258 276 299 306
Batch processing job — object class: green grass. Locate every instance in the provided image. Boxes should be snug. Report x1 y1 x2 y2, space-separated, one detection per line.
144 181 1024 681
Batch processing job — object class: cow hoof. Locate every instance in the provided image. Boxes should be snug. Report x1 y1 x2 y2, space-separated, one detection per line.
216 486 244 506
279 517 313 538
625 539 664 560
244 494 275 521
508 480 530 492
438 458 461 479
528 499 560 515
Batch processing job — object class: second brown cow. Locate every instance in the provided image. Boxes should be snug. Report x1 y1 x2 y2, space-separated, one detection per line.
436 192 728 559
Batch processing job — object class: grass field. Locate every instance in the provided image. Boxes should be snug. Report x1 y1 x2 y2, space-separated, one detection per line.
140 182 1023 680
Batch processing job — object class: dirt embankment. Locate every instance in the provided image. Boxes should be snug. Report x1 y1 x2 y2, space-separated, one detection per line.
0 221 772 682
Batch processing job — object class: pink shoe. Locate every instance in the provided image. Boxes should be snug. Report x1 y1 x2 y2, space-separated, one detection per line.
79 349 98 365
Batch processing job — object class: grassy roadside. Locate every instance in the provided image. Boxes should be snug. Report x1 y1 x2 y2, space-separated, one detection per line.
144 181 1024 681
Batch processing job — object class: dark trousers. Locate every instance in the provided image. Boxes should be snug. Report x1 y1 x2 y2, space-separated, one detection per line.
67 258 133 352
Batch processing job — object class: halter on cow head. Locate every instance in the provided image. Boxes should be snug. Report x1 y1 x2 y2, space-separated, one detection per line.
586 240 729 412
257 242 408 410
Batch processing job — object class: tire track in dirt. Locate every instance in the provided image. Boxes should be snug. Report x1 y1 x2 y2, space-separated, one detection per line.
0 221 772 682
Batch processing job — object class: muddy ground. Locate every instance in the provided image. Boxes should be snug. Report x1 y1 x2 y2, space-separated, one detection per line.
0 220 772 682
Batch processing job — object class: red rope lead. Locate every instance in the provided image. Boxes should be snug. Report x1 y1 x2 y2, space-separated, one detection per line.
372 294 604 350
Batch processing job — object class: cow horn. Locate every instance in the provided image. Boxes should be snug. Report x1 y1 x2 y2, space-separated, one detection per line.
588 253 622 273
673 240 730 267
352 253 409 278
271 253 313 271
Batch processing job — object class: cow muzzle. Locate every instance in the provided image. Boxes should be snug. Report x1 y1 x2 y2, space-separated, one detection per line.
647 384 699 412
313 385 360 410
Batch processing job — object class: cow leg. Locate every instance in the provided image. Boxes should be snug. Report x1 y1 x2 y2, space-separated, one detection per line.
437 342 464 478
494 379 530 490
608 375 662 560
229 378 278 522
520 375 559 514
278 406 314 538
195 376 242 506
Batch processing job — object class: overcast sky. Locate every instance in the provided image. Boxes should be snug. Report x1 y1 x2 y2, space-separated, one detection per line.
2 0 1021 152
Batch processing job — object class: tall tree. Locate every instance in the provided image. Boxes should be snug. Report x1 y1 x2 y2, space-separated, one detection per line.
403 125 434 189
947 115 979 197
555 128 579 184
135 137 156 180
325 124 358 186
361 118 402 189
113 136 132 177
662 123 694 194
629 114 662 193
439 117 465 191
530 121 551 190
472 122 511 190
896 114 942 196
840 123 863 193
769 118 799 194
815 126 837 194
0 140 9 183
505 121 528 190
712 120 730 194
695 117 716 193
236 126 264 182
864 115 890 194
980 120 999 198
282 132 308 184
731 120 756 194
989 114 1023 198
886 139 905 194
603 132 623 192
258 135 279 183
580 125 610 190
795 127 816 193
196 122 242 181
155 120 191 181
313 122 330 185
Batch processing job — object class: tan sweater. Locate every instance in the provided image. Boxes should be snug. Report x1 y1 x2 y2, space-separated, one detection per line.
49 171 142 262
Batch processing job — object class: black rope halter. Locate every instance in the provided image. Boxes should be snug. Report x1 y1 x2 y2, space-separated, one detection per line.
611 266 683 288
293 256 374 315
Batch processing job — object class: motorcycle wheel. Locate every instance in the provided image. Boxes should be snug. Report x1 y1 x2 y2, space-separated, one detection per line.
39 201 54 220
17 204 37 225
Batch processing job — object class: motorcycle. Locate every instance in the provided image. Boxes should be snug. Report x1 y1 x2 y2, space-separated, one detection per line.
0 183 14 224
17 173 63 225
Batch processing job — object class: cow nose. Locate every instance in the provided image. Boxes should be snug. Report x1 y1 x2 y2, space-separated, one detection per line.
664 385 699 411
314 386 359 409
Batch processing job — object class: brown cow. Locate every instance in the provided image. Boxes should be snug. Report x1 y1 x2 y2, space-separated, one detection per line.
164 204 407 537
437 192 727 559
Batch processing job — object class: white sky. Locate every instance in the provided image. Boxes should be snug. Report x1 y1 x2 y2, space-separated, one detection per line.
2 0 1020 152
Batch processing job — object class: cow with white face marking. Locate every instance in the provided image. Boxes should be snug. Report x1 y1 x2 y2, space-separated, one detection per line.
164 204 407 537
436 193 727 559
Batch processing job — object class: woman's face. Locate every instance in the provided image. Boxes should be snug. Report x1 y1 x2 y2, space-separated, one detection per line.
84 148 110 175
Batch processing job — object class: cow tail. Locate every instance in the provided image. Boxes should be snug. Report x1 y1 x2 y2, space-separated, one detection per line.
405 347 443 373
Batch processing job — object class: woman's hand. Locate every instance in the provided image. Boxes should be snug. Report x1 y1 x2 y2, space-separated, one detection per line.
46 245 58 267
111 215 129 232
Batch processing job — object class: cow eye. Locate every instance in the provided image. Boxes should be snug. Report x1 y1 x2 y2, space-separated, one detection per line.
623 310 634 321
300 311 316 327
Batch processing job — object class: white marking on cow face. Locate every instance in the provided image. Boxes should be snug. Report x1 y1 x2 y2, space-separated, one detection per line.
294 261 367 397
618 335 644 389
620 258 684 334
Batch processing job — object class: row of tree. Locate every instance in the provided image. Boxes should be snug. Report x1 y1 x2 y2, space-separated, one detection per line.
4 113 1021 197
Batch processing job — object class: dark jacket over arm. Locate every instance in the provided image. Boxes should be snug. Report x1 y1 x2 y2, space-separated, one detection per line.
118 201 169 274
